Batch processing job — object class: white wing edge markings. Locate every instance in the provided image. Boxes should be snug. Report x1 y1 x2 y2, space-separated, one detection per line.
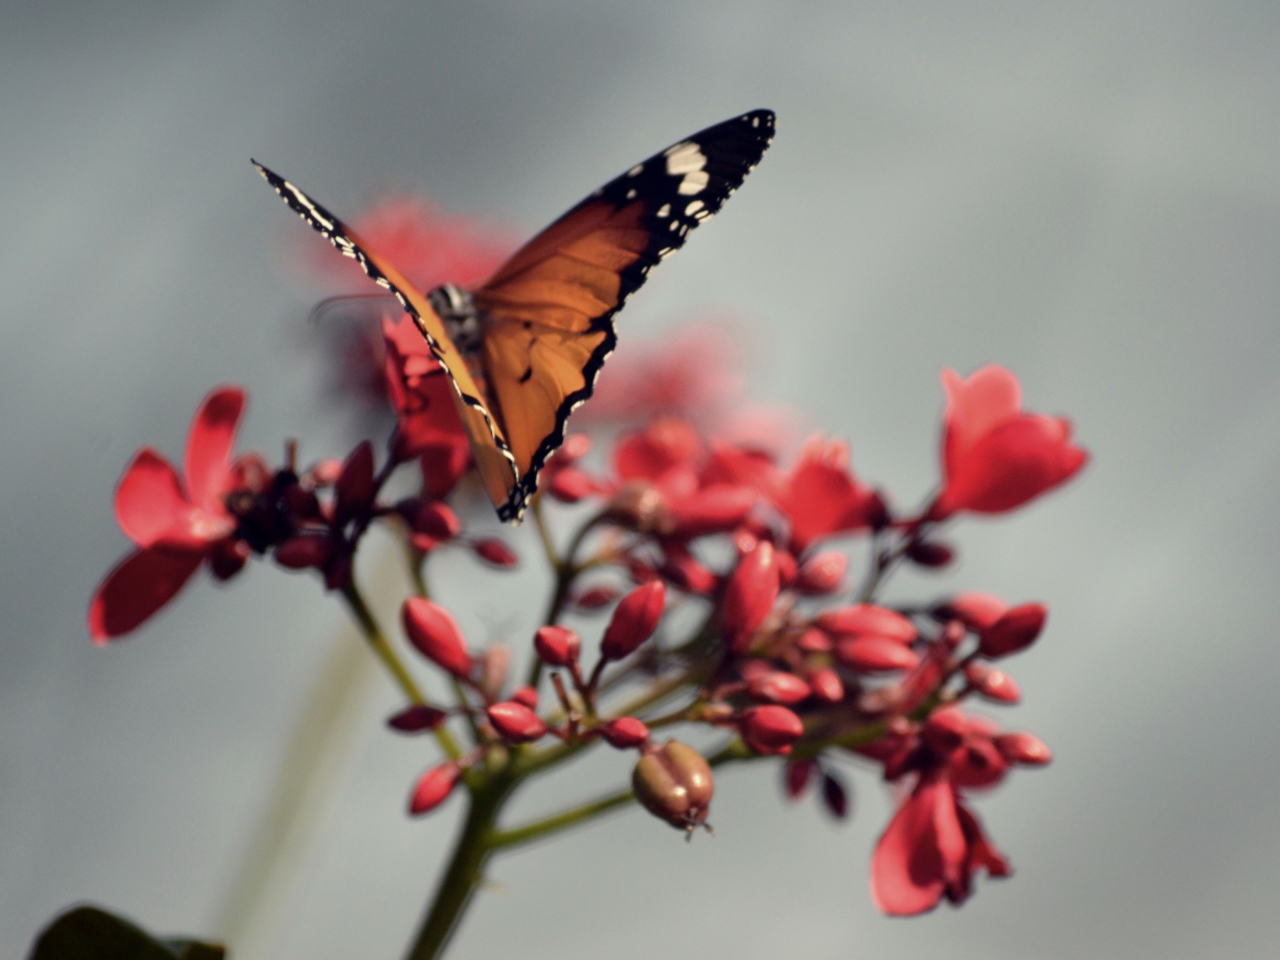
497 112 776 522
252 159 522 515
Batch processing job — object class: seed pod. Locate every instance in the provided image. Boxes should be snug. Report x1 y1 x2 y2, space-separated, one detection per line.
632 740 714 830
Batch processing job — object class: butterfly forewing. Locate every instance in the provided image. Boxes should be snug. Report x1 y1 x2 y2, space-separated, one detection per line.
251 161 520 509
473 110 775 520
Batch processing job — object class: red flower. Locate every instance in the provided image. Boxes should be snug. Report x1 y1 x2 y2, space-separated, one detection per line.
870 769 1010 915
776 437 881 553
931 366 1087 519
89 388 249 643
382 315 472 497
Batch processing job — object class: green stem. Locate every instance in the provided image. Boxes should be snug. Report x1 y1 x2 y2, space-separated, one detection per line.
403 778 513 960
490 788 635 850
340 580 460 760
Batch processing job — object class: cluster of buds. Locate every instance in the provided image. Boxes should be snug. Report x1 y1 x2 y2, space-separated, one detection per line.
90 192 1088 922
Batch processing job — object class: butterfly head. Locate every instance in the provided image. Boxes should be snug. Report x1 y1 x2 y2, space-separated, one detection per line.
427 283 485 357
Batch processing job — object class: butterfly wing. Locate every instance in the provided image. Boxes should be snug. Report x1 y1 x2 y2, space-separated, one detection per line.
252 161 520 510
474 109 776 521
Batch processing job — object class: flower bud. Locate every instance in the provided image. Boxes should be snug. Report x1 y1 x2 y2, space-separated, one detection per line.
950 737 1008 788
548 467 595 503
572 585 619 610
402 598 473 677
818 604 917 642
600 716 650 749
547 432 591 468
404 500 461 541
534 625 581 667
208 538 250 581
807 667 845 703
387 704 447 733
409 761 461 815
906 540 954 568
784 758 816 798
660 544 718 595
834 636 920 673
600 581 666 661
632 740 714 830
797 626 832 653
478 644 509 702
487 701 547 742
669 485 758 539
936 592 1007 632
774 549 798 588
739 705 804 755
472 537 518 568
796 551 848 594
723 541 780 654
980 602 1047 658
994 731 1052 766
274 534 333 570
746 670 810 705
964 663 1021 703
511 685 539 710
822 771 849 819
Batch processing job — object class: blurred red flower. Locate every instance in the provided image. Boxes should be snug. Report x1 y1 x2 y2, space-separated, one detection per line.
931 366 1087 519
89 387 249 642
870 769 1010 915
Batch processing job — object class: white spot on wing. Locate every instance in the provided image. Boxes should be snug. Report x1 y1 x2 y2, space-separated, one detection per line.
627 164 644 177
626 188 636 200
685 199 705 215
656 203 670 218
665 141 708 196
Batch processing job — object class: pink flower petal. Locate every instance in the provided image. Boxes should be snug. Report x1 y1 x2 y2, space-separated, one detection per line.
88 546 206 643
114 449 189 547
942 366 1021 472
871 772 966 916
184 387 245 511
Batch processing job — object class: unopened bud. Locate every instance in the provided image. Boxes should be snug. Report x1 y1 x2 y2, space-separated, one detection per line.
387 704 447 733
669 485 758 538
600 716 650 749
275 534 332 570
632 740 714 830
661 545 718 594
797 626 832 653
487 701 548 742
572 585 619 610
936 592 1007 632
994 731 1052 766
601 581 666 661
921 707 968 754
965 663 1021 703
409 762 461 815
796 551 848 594
739 705 804 755
807 667 845 703
472 537 518 568
818 604 917 642
822 771 850 819
951 737 1008 788
478 644 510 702
980 603 1047 658
404 500 461 541
402 598 473 677
906 540 954 568
511 685 539 710
334 440 375 526
534 625 581 667
784 758 816 799
723 541 780 655
745 670 811 705
834 636 920 673
209 538 250 581
549 467 595 503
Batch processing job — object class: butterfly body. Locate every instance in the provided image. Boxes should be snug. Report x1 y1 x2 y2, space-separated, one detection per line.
255 110 774 521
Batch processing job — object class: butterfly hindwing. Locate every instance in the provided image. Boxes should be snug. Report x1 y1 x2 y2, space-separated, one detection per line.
251 161 520 510
473 110 776 520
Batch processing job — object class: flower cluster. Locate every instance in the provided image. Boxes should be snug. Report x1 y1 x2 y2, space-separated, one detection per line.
90 192 1088 950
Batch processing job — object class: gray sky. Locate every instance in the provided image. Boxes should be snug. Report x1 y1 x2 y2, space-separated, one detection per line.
3 2 1280 958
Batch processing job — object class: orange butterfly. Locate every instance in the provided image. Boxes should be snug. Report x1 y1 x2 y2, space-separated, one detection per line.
254 110 774 521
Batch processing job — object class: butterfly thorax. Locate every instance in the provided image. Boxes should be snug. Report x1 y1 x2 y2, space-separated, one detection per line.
427 283 485 358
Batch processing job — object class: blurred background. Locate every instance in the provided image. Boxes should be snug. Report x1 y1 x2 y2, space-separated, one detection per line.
4 1 1280 957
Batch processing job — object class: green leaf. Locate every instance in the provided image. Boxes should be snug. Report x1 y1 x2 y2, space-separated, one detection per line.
30 906 224 960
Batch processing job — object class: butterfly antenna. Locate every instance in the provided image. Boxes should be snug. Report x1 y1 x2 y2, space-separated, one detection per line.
307 292 399 325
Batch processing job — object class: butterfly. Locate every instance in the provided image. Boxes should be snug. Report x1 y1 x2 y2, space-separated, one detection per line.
254 109 774 522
